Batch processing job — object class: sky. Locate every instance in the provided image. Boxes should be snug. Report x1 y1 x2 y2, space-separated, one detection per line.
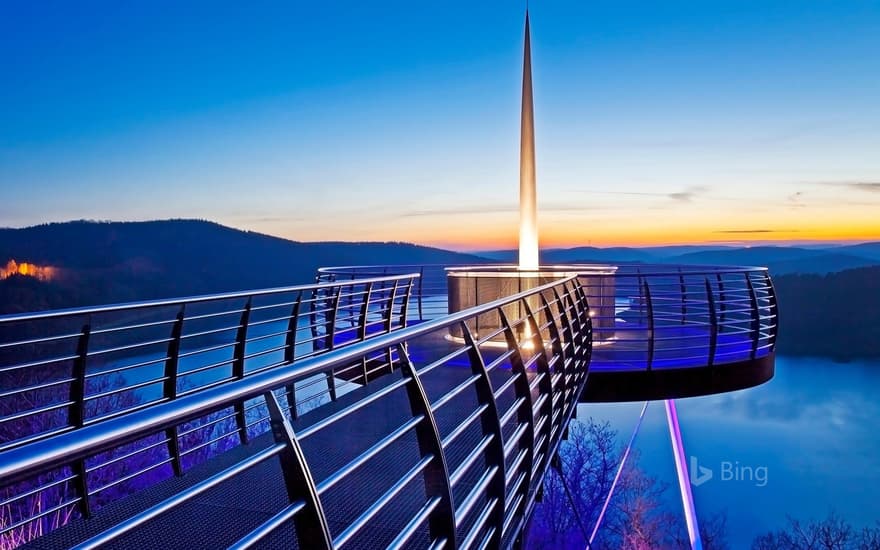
1 0 879 250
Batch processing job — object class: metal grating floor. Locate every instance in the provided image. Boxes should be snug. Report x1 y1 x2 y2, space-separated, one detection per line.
25 336 524 549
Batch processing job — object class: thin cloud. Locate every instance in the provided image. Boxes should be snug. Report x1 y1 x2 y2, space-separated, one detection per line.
713 229 801 234
779 191 809 209
846 182 880 193
668 185 709 202
399 203 599 218
575 185 716 203
817 181 880 193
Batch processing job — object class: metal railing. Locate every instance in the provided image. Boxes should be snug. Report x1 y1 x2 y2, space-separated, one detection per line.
317 264 471 321
318 263 778 370
579 264 778 370
0 275 590 549
0 273 417 544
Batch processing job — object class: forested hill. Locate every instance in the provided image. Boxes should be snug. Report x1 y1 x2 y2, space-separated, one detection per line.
773 266 880 359
0 220 485 314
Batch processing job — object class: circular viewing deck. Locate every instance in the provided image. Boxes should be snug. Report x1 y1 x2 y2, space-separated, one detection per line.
317 263 778 402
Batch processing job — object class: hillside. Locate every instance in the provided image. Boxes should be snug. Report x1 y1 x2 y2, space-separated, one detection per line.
773 266 880 359
0 220 486 313
480 243 880 275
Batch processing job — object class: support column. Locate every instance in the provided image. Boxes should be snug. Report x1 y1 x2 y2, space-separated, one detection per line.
665 399 702 550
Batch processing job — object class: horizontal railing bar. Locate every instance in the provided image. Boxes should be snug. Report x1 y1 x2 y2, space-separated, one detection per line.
226 500 308 550
85 376 166 402
449 433 495 487
177 359 235 379
430 373 481 413
385 495 442 550
90 457 175 495
460 498 498 550
176 411 239 438
0 331 83 350
497 397 526 427
0 425 77 454
454 465 499 526
416 345 472 377
86 356 170 378
73 444 285 549
178 430 239 457
441 403 489 450
86 338 174 357
0 276 578 489
0 498 81 535
85 436 172 474
298 376 412 440
333 454 434 549
0 274 419 324
0 376 76 399
178 324 242 341
0 472 78 508
0 354 80 373
503 423 528 458
0 400 73 425
475 528 495 550
82 397 170 426
505 460 527 497
317 415 424 495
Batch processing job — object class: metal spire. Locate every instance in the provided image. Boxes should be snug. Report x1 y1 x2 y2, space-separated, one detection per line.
518 9 539 270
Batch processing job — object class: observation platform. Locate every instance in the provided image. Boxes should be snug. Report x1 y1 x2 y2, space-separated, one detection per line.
0 263 776 549
318 263 778 402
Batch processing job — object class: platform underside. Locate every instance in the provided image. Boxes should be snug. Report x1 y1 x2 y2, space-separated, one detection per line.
581 353 775 402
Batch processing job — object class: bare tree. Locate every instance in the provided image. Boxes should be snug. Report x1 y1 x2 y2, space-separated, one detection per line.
752 513 880 550
530 416 730 550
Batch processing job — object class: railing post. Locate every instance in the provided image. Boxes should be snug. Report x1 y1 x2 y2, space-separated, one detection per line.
550 286 577 406
765 271 779 351
396 343 457 548
163 306 185 476
418 266 425 321
264 391 333 550
232 298 252 444
498 308 537 524
384 279 400 333
571 281 593 366
644 280 655 371
540 291 570 434
461 323 507 549
704 279 718 368
284 292 303 420
327 286 343 351
70 320 92 518
715 273 727 329
746 273 760 360
358 282 374 341
325 287 343 402
383 280 400 373
357 282 374 383
400 276 414 329
679 270 687 325
520 298 554 484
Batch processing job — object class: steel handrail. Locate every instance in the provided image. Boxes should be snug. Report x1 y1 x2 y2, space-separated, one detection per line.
0 275 580 485
1 274 590 550
0 273 419 324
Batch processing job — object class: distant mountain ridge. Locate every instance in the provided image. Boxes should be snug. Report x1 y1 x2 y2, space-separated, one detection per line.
480 242 880 275
2 219 879 358
0 220 486 313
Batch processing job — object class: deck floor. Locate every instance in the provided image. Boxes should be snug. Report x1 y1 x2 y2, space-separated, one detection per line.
26 334 532 550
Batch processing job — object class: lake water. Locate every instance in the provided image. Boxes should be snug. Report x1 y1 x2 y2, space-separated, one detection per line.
575 356 880 548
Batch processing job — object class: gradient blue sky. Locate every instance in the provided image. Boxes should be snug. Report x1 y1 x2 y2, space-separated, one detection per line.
2 1 879 250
